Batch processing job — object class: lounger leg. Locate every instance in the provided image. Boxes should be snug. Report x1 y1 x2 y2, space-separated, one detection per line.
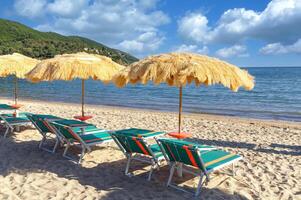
52 137 60 153
167 162 176 187
177 163 183 177
148 160 156 181
125 154 132 177
78 147 86 164
195 174 204 196
4 126 11 138
39 136 46 149
63 142 70 157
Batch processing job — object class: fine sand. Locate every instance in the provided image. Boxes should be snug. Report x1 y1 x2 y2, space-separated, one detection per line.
0 99 300 200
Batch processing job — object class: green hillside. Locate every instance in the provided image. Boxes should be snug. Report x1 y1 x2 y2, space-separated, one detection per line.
0 19 138 65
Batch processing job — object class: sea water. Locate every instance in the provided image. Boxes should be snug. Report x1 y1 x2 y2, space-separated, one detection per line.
0 67 300 122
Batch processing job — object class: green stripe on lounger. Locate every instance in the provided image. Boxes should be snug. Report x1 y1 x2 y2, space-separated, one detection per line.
34 114 61 120
149 144 164 158
4 117 30 123
56 119 94 127
115 128 164 137
201 150 241 171
159 138 214 149
2 112 31 118
80 132 111 143
0 104 14 109
73 126 99 133
137 131 164 137
115 128 153 135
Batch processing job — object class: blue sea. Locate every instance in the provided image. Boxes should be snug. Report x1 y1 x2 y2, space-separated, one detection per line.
0 67 301 122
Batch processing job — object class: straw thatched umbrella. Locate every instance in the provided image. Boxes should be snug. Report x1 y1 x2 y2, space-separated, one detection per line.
0 53 39 108
114 52 255 135
26 52 125 121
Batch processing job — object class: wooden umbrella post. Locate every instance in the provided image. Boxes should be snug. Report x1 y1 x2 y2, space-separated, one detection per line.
178 86 183 133
81 79 85 117
74 79 92 121
14 74 18 105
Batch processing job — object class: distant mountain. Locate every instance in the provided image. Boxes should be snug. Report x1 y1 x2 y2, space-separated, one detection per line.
0 18 138 65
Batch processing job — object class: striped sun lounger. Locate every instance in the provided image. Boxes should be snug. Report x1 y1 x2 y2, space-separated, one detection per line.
0 115 31 138
110 131 166 181
49 119 112 164
26 114 63 153
156 138 242 196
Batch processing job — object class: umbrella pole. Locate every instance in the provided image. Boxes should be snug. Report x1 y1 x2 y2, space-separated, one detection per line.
178 86 183 133
14 75 18 105
81 79 85 117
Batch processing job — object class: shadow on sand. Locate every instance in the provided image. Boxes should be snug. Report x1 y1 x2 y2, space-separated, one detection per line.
0 133 250 200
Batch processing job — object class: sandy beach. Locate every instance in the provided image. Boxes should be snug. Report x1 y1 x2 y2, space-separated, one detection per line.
0 98 300 200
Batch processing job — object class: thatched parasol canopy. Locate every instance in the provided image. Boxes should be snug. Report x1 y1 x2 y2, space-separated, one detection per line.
114 52 254 92
0 53 39 108
0 53 39 78
26 52 125 120
26 52 125 83
113 52 255 135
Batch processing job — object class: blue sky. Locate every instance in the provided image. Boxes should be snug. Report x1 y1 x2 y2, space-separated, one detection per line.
0 0 301 67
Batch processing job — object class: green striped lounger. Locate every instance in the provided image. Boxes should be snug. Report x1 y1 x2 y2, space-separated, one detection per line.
0 115 32 138
156 138 242 196
50 119 112 164
26 114 63 153
110 131 215 181
110 131 166 180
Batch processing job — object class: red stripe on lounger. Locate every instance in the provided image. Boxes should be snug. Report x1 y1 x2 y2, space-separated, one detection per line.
132 137 149 155
67 127 81 141
42 120 55 133
166 143 177 161
183 145 198 168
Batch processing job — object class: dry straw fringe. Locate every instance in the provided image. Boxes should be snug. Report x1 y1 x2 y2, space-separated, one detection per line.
0 53 39 78
26 52 125 83
113 52 255 92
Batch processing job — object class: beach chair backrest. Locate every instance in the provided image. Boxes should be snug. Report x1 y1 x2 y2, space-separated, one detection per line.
158 139 206 171
0 104 14 110
50 122 81 142
111 133 152 156
27 114 55 134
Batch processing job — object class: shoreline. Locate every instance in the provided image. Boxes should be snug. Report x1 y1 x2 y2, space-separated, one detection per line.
1 97 301 129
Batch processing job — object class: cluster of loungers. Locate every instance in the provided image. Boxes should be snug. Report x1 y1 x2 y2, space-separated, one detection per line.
0 103 242 196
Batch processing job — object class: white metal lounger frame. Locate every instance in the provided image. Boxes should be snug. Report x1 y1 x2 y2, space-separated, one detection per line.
0 115 31 138
26 115 61 153
49 121 112 164
156 139 242 196
110 132 165 181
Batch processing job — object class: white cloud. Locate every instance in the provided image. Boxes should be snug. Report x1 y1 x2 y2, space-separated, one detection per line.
178 0 301 45
136 0 159 10
260 39 301 55
178 13 210 44
16 0 169 56
216 45 248 58
14 0 46 18
47 0 88 17
118 31 164 54
174 44 209 54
